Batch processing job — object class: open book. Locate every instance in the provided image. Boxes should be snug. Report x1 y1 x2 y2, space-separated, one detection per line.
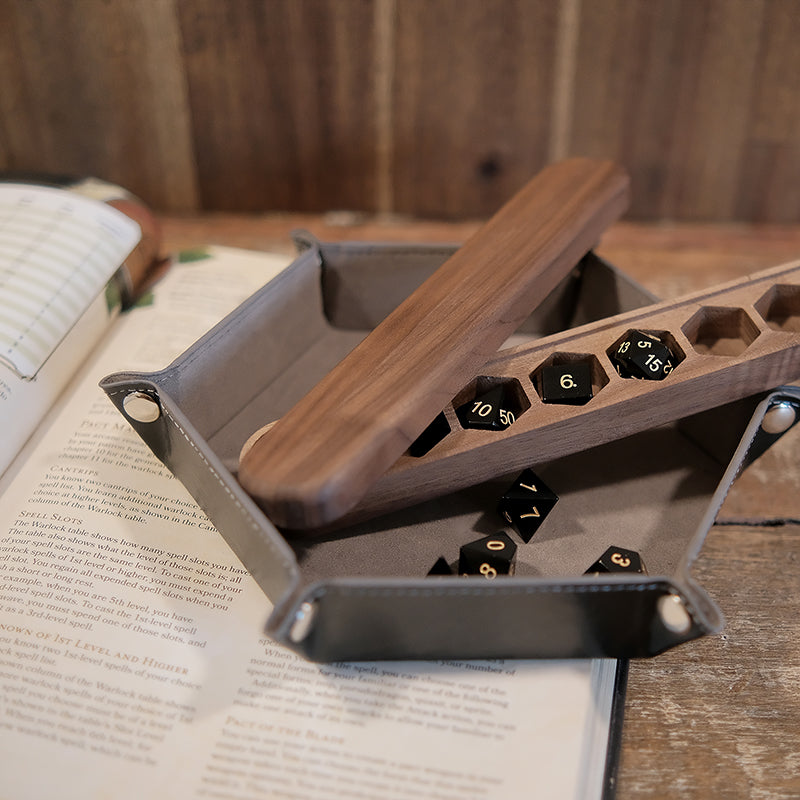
0 201 623 799
0 178 163 476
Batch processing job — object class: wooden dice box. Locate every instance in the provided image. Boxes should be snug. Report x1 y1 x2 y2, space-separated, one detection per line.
101 237 800 661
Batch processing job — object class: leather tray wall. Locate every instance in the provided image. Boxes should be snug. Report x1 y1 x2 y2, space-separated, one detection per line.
100 237 799 661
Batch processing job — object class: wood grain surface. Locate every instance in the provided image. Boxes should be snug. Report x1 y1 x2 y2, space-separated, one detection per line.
390 0 559 217
238 158 629 528
159 212 800 800
293 259 800 527
3 1 800 223
617 524 800 800
176 0 378 212
0 0 199 211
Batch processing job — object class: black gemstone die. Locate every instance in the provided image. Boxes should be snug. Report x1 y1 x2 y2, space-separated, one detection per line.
612 330 675 380
408 411 451 457
459 532 517 578
539 361 593 405
455 385 517 431
585 546 646 575
427 556 454 576
497 469 558 543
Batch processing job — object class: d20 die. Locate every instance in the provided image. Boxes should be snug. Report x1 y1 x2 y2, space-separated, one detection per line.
455 385 516 431
497 469 558 543
585 546 646 575
613 330 675 381
540 362 593 405
459 532 517 578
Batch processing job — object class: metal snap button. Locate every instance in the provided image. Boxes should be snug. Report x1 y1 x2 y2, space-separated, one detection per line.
122 391 161 423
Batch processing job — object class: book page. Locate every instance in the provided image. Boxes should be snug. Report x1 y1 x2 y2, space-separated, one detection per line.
0 183 141 476
0 247 617 800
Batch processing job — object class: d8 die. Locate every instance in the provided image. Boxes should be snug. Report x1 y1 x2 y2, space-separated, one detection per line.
613 330 675 380
539 361 593 405
497 469 558 543
456 385 516 431
459 532 517 578
585 546 646 575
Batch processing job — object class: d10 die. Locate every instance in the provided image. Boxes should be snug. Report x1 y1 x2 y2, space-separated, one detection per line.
613 330 675 380
455 385 516 431
459 532 517 578
497 468 558 543
539 361 593 405
585 546 646 575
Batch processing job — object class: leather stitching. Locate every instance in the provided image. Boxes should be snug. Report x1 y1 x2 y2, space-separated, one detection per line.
106 386 297 578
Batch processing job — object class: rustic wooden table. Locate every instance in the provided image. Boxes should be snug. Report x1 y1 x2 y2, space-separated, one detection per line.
161 214 800 800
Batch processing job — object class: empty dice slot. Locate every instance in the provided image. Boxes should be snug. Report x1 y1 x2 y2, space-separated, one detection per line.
754 284 800 333
530 352 608 405
452 376 531 431
607 328 685 379
681 306 761 356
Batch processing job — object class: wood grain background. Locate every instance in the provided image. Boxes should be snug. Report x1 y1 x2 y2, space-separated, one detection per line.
2 0 800 222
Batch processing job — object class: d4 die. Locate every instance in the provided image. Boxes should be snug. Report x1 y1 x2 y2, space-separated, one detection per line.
427 556 454 576
585 546 646 575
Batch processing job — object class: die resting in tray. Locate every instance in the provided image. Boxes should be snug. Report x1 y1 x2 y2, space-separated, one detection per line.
101 231 800 661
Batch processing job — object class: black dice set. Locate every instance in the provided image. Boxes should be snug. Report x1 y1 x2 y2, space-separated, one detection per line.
412 329 683 468
611 329 676 380
427 468 558 579
427 556 454 576
428 467 647 580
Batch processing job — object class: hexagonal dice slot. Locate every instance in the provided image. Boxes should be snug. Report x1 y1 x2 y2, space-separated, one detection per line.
530 352 608 405
682 306 760 356
606 329 684 380
754 284 800 333
453 376 530 431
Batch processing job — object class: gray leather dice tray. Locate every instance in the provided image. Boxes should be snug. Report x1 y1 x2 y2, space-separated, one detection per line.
100 236 800 662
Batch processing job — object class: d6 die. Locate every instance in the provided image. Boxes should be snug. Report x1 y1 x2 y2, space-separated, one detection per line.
497 469 558 543
539 361 593 405
459 532 517 578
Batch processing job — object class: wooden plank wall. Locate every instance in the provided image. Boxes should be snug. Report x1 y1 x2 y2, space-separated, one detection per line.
1 0 799 222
